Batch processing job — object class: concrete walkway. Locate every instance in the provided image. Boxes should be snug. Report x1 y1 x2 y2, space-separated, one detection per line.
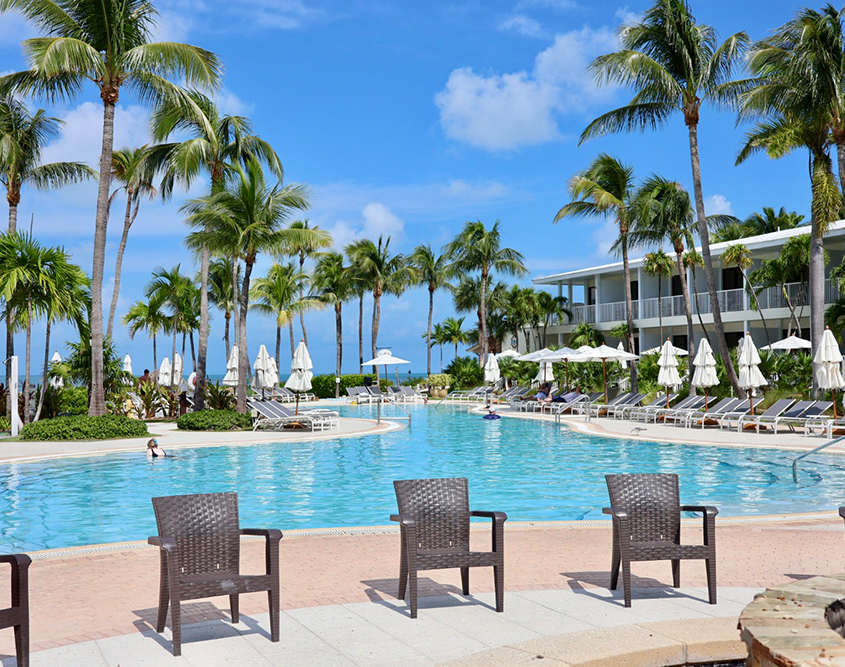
1 587 757 666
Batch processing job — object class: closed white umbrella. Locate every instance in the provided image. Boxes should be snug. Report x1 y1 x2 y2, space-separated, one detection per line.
158 357 172 386
49 350 63 389
172 353 183 387
657 339 681 408
738 332 767 415
815 327 845 418
641 344 688 356
253 345 274 397
761 334 812 351
692 337 719 409
268 356 280 387
362 349 411 386
285 340 314 414
483 353 500 405
617 342 629 370
222 346 239 386
123 354 132 375
534 361 554 384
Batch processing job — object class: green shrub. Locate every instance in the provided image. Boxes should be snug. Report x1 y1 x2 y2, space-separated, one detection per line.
176 409 252 431
310 374 390 399
444 356 484 390
20 415 148 441
0 416 9 432
59 386 88 415
425 373 452 387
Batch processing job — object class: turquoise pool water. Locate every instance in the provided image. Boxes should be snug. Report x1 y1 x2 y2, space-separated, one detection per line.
1 405 843 551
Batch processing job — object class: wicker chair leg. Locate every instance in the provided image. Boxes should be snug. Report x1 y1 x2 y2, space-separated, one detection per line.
169 585 182 657
494 565 504 613
706 558 717 604
229 594 240 624
398 530 408 600
268 589 280 642
156 557 169 633
671 559 680 587
408 567 418 619
609 536 621 590
621 559 632 608
460 567 469 595
14 619 28 667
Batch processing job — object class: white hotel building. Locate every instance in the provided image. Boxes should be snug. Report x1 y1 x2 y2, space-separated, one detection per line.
530 221 845 353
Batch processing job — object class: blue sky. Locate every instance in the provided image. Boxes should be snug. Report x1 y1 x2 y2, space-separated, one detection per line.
0 0 817 376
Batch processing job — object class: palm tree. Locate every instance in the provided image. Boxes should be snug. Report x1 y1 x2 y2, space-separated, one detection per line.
312 252 355 396
430 322 447 372
106 146 155 340
555 154 637 383
736 7 845 388
0 0 223 416
629 176 696 355
446 220 526 363
345 236 408 380
441 316 470 360
683 248 710 341
722 243 771 345
711 207 804 242
570 322 605 348
123 298 167 372
537 291 571 348
642 250 674 342
251 262 320 368
452 276 508 356
280 220 332 346
207 256 239 361
408 244 453 375
149 90 281 410
145 265 195 387
581 0 748 395
183 159 310 411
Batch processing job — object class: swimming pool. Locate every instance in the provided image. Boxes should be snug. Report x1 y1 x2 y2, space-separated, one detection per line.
1 405 843 551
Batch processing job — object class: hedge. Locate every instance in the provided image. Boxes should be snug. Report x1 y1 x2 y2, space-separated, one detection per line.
176 409 252 431
310 374 390 399
20 415 149 441
0 417 9 432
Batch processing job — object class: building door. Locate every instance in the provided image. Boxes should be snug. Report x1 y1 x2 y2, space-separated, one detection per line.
672 334 688 351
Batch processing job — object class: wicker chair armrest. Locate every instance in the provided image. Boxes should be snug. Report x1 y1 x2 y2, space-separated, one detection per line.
602 507 628 519
470 510 507 523
148 536 178 552
840 506 845 522
0 553 31 570
241 528 283 542
680 505 719 517
390 513 416 527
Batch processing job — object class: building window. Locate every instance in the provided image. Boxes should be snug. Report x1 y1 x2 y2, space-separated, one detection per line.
725 331 743 348
588 286 596 305
672 334 688 351
631 280 639 301
722 267 742 291
671 274 683 296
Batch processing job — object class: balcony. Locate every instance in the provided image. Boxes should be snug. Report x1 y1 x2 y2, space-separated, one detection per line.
560 279 841 326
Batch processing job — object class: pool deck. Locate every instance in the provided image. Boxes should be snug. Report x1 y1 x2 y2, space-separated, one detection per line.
3 401 845 665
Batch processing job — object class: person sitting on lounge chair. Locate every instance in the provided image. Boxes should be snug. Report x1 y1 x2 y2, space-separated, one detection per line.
553 389 580 403
535 384 552 401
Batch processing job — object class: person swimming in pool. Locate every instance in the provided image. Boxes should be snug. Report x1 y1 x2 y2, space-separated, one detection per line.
146 438 167 458
483 408 501 420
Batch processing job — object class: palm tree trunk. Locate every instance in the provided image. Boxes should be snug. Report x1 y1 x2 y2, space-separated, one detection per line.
782 285 800 335
195 244 210 411
181 333 186 375
687 121 743 397
741 268 771 346
837 140 845 202
657 278 663 342
24 298 31 424
153 333 157 372
372 289 381 381
89 98 117 417
426 287 434 376
224 310 231 362
231 255 240 348
6 195 16 419
675 253 696 395
810 215 826 393
299 253 308 346
275 324 281 370
189 332 196 371
288 320 295 359
479 271 488 364
455 341 458 360
335 302 342 398
34 317 51 422
689 264 711 344
236 260 254 413
106 193 136 340
440 344 443 372
621 234 637 391
358 294 364 374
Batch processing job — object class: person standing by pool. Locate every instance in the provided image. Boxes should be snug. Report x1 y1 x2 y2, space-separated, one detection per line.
138 369 153 390
146 438 166 459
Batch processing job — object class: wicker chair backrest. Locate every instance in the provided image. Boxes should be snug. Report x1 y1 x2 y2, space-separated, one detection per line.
605 474 680 543
394 478 470 551
152 492 241 576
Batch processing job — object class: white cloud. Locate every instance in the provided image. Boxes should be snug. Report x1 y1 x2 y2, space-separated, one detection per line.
215 88 254 116
155 0 323 35
435 26 619 151
326 203 404 252
498 14 546 39
705 194 734 216
615 7 641 25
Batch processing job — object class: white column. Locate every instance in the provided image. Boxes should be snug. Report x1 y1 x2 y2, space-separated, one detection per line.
637 267 643 319
595 275 602 322
567 283 573 306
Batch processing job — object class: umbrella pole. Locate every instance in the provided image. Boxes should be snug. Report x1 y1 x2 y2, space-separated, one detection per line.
835 389 838 419
704 388 708 411
602 359 607 405
295 392 300 416
749 392 754 416
666 387 669 408
565 361 569 391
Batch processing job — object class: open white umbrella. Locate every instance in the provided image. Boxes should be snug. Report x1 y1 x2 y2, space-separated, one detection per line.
692 337 719 409
815 327 845 418
172 353 183 387
516 348 553 362
285 340 314 414
496 349 521 359
761 334 812 351
738 332 767 415
570 344 639 404
222 346 239 386
657 339 681 408
542 346 581 390
49 351 63 389
253 345 274 397
158 357 172 386
362 349 410 386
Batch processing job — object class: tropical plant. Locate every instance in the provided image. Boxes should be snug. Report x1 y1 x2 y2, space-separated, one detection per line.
712 206 805 242
446 220 526 363
408 244 453 375
444 356 484 390
59 337 134 402
453 277 508 354
642 250 674 342
183 159 310 412
176 409 251 431
430 322 447 372
555 154 638 379
570 322 604 348
136 381 164 419
312 252 355 396
145 265 196 386
582 0 748 394
123 297 167 371
722 243 771 345
440 316 470 360
536 291 571 349
105 146 155 340
207 256 239 361
19 414 147 441
0 0 223 416
345 236 408 379
203 381 236 411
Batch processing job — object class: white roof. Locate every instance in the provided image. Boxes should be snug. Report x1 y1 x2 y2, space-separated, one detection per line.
534 220 845 285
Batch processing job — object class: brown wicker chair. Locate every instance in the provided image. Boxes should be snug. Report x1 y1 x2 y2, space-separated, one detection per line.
149 492 282 656
604 473 717 607
0 553 30 667
390 478 506 619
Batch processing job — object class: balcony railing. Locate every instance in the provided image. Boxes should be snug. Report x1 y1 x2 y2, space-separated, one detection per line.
560 279 841 326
